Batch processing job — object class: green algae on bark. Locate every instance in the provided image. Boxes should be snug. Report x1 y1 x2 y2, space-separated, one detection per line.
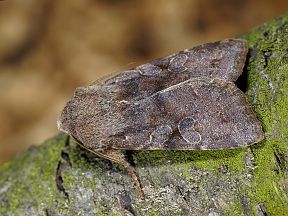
1 12 288 215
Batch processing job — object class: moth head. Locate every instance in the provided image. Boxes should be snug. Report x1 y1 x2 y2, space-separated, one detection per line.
57 86 89 137
57 85 110 150
57 103 72 135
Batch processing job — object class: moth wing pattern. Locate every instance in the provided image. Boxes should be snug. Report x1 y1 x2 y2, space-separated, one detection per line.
102 39 248 103
58 39 263 153
57 39 264 197
108 78 264 150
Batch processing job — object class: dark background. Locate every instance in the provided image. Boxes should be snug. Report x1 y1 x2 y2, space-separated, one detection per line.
0 0 288 164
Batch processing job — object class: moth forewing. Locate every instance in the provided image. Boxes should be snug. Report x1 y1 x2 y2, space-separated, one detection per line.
108 78 264 150
57 39 263 198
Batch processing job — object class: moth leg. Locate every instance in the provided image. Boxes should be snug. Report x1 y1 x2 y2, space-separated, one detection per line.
89 149 144 198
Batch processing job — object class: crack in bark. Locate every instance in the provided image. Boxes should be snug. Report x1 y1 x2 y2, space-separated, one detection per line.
54 136 72 200
117 193 135 216
55 161 69 200
125 150 136 166
64 135 71 147
257 203 268 216
44 208 53 216
61 150 72 167
274 150 288 174
176 185 189 203
235 53 249 93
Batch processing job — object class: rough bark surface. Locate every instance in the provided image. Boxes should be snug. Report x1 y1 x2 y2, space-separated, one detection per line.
1 12 288 216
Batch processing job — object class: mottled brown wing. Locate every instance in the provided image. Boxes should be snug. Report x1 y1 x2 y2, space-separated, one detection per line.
103 39 248 103
109 78 264 150
57 39 258 152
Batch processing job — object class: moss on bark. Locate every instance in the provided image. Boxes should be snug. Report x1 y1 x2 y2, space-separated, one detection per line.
1 12 288 215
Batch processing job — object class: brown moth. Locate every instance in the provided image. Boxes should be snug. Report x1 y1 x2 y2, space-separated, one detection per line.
57 39 264 197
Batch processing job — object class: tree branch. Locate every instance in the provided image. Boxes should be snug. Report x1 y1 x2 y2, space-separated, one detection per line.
1 12 288 215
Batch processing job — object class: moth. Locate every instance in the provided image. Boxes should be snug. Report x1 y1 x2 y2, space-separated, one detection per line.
57 39 264 197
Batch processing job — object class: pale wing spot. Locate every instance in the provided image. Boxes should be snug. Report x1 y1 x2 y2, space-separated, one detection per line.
168 53 188 73
137 63 162 76
178 117 202 144
149 125 173 146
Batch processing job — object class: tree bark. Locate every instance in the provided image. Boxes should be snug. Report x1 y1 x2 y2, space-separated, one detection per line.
1 12 288 216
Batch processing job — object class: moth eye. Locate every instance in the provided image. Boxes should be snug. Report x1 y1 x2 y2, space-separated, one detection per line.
149 125 173 146
168 53 188 73
178 117 202 144
137 63 162 76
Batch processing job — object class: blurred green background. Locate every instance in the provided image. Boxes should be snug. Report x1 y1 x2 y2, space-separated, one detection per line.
0 0 288 165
